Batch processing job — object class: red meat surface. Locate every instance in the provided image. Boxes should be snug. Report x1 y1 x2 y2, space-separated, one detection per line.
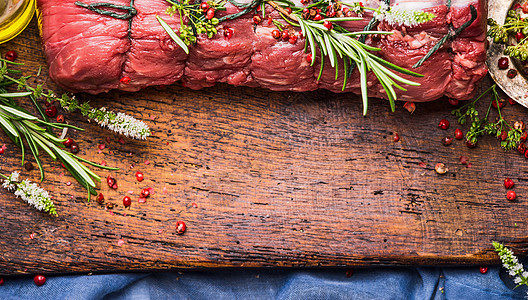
37 0 488 102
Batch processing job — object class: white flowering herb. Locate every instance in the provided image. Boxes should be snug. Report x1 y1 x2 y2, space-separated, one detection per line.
59 95 151 140
1 171 57 216
1 62 120 199
493 241 528 288
373 2 436 27
94 107 151 140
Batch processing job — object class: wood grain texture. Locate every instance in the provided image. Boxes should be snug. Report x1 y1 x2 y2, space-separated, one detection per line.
0 20 527 275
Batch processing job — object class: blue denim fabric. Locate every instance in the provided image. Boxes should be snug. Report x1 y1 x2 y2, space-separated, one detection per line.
0 267 524 299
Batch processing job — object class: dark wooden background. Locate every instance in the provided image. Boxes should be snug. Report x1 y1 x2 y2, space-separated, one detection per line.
0 19 527 276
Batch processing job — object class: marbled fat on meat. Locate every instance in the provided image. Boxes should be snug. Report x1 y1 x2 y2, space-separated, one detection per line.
37 0 488 102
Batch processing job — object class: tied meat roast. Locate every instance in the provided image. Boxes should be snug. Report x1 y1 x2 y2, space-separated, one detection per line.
37 0 488 102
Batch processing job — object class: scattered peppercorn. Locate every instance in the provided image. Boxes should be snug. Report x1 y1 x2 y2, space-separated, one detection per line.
435 163 448 174
504 178 515 189
508 98 516 105
507 69 518 78
288 34 298 44
466 139 477 148
106 203 114 209
393 133 400 143
123 196 132 207
4 50 17 62
438 119 450 130
135 171 144 182
0 277 4 285
313 13 322 21
323 20 333 30
448 98 459 106
500 130 508 141
107 176 118 189
176 220 187 234
498 57 509 69
454 129 463 140
24 161 34 171
306 54 313 63
272 29 280 39
97 193 105 204
281 30 289 41
33 275 46 286
442 137 453 146
479 267 488 274
403 101 416 114
206 8 215 20
70 142 79 154
140 188 150 198
224 27 233 40
252 15 262 24
506 190 516 201
491 98 506 109
44 106 57 118
200 2 209 11
345 269 354 278
120 76 131 84
514 121 526 131
63 138 73 147
56 114 65 123
518 143 527 154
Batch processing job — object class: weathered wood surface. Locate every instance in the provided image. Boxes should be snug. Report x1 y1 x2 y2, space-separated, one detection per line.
1 20 527 276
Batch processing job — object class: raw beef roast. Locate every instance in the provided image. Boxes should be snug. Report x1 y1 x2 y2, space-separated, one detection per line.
36 0 488 102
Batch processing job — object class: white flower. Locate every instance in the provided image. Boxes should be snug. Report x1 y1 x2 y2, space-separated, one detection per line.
522 271 528 278
95 108 151 140
2 172 56 216
510 270 517 276
515 277 522 284
2 171 19 191
374 3 435 27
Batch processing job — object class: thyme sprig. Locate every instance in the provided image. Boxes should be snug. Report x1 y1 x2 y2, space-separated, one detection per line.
0 59 118 199
452 84 522 150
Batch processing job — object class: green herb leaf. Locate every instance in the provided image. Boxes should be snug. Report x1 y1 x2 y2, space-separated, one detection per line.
157 15 189 54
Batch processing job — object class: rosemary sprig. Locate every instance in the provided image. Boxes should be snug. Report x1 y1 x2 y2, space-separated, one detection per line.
0 60 118 199
2 66 151 140
268 1 423 115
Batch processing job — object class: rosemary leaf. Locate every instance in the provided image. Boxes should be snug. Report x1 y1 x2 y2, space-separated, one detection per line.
157 15 190 54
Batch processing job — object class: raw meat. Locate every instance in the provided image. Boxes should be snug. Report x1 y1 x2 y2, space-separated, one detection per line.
36 0 488 102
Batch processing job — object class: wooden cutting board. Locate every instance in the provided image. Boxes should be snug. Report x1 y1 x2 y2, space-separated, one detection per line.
1 20 527 276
